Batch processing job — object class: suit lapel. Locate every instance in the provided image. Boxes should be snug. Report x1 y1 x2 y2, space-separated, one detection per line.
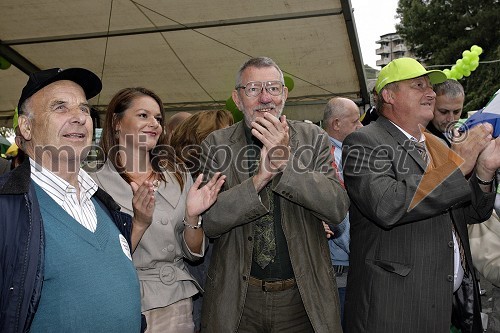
154 172 182 209
288 122 299 153
376 117 428 171
227 122 250 185
93 161 134 212
94 160 182 210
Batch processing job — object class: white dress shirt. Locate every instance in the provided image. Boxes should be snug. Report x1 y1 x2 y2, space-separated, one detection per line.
30 158 98 232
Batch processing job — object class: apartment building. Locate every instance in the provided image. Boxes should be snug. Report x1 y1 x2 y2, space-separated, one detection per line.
375 33 413 67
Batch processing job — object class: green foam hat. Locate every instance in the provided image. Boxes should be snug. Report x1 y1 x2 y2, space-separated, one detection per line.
375 57 447 93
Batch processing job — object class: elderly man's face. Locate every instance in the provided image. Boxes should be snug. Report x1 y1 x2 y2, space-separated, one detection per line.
232 66 288 128
21 80 93 167
388 76 436 130
335 102 363 142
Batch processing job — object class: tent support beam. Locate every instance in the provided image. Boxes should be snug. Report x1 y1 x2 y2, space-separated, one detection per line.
340 0 370 106
3 9 343 45
0 43 39 75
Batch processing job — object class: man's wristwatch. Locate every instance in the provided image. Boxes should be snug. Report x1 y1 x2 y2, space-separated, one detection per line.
476 174 494 185
183 216 202 229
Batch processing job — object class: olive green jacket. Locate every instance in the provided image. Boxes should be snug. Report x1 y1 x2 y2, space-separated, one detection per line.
199 120 349 332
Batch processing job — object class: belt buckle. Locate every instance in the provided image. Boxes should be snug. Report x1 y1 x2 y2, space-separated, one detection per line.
261 280 273 292
252 277 295 292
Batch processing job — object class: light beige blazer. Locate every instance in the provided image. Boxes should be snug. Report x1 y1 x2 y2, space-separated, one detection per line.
91 160 204 311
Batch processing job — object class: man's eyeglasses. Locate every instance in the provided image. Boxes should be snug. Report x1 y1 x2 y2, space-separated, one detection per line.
236 81 284 97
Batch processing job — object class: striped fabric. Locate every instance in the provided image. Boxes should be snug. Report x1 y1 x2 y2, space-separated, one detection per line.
330 146 344 187
30 158 98 232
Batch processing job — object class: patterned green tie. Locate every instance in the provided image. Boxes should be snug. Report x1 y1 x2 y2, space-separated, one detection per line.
253 183 276 268
249 149 276 269
413 141 429 165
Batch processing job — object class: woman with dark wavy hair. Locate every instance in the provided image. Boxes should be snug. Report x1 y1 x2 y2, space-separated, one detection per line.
91 87 225 332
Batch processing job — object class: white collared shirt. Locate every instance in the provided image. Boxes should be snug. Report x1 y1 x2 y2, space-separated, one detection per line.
452 230 465 292
30 158 98 232
389 120 425 143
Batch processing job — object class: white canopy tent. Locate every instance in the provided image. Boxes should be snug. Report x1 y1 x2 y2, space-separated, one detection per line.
0 0 369 127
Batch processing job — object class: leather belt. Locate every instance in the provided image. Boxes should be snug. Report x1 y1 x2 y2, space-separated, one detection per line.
248 276 296 292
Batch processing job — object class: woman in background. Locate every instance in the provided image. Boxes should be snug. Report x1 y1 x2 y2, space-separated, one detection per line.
91 88 225 333
170 109 234 177
170 109 234 333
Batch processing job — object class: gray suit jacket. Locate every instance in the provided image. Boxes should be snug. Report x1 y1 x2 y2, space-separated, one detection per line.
0 158 10 175
343 116 494 333
199 120 349 333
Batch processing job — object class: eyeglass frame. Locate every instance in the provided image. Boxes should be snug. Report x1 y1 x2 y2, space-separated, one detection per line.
235 80 285 98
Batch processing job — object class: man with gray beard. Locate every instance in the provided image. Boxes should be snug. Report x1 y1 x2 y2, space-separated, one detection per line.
199 57 348 333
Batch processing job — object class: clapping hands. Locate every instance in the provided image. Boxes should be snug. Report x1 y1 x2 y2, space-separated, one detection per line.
185 172 226 219
251 113 290 191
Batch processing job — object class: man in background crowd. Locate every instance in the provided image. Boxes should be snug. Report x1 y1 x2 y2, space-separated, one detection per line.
322 96 362 328
426 79 465 146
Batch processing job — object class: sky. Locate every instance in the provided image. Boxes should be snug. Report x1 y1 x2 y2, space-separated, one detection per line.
350 0 400 69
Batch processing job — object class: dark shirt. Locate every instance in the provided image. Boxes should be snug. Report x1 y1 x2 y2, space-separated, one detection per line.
426 122 451 147
361 106 378 126
243 123 294 280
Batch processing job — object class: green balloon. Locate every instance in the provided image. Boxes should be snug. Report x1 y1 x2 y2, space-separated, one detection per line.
284 76 294 92
470 53 480 61
449 67 458 79
462 56 471 65
442 69 452 78
462 69 471 77
455 64 464 75
471 45 483 55
232 109 243 122
226 96 237 111
462 50 472 59
470 60 479 70
0 56 11 70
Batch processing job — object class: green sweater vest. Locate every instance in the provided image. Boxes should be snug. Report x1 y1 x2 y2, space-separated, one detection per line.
30 184 141 332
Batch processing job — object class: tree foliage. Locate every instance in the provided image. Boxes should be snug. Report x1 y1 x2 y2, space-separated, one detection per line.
396 0 500 111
